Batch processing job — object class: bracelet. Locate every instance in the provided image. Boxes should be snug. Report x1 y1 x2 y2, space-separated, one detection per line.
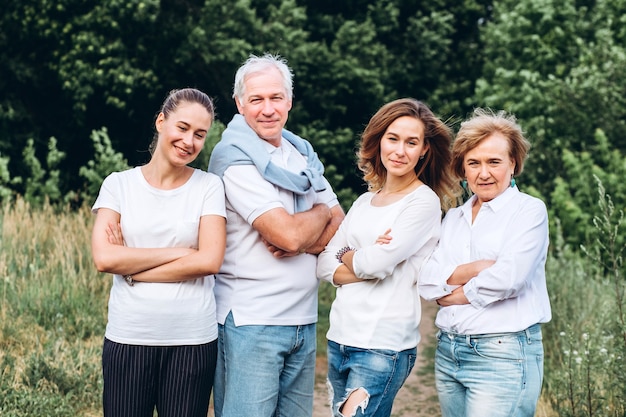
123 274 134 286
335 246 355 263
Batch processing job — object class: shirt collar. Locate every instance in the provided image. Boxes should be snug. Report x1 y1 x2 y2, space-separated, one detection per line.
460 186 520 219
484 185 519 211
264 136 292 166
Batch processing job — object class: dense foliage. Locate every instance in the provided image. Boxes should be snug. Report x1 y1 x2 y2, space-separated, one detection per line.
2 0 625 245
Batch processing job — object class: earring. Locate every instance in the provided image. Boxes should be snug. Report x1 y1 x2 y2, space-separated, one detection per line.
510 177 516 188
419 154 425 160
461 179 467 189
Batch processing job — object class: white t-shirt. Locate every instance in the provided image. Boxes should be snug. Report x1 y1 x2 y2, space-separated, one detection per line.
92 167 226 345
216 138 339 326
317 185 441 351
420 186 551 334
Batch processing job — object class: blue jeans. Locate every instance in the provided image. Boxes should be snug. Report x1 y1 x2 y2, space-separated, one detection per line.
435 324 544 417
213 311 316 417
327 340 417 417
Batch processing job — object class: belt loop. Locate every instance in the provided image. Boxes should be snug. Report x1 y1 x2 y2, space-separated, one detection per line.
465 334 471 346
525 326 532 344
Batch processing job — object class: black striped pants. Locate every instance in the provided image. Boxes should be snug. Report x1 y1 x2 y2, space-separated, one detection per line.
102 338 217 417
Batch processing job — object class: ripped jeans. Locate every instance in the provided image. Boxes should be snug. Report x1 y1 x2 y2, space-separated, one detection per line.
326 340 416 417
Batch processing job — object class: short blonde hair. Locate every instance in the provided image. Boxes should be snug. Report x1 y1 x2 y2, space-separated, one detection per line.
452 108 531 179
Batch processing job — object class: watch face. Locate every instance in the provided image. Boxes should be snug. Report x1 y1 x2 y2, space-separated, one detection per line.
124 275 134 286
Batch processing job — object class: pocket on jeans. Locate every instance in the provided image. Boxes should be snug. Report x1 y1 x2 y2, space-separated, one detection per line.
529 331 543 344
365 348 399 360
406 353 417 376
472 336 523 361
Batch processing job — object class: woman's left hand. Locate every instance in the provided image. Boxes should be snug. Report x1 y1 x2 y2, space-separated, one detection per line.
375 228 393 245
437 286 470 306
106 222 125 246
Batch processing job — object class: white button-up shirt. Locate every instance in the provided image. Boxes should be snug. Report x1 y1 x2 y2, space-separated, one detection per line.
420 186 551 334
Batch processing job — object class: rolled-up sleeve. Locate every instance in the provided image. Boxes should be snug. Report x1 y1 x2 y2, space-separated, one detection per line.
419 245 458 301
463 199 548 307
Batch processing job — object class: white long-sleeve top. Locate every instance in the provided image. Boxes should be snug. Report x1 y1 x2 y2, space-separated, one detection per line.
420 186 551 334
317 185 441 351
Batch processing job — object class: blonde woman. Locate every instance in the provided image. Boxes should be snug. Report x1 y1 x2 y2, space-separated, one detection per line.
420 108 551 417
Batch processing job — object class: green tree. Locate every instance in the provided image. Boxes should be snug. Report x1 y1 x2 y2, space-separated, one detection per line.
77 128 129 204
549 129 626 247
0 0 164 192
0 0 497 205
0 153 18 202
22 137 65 207
473 0 626 207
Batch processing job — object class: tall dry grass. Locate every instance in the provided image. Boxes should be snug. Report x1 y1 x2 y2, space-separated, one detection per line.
0 198 108 416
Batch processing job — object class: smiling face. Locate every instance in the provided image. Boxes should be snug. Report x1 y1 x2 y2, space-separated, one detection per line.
380 116 428 181
235 66 293 146
155 102 212 166
463 132 516 204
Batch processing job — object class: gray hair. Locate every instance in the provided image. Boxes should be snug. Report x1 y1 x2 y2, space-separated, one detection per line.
232 53 293 101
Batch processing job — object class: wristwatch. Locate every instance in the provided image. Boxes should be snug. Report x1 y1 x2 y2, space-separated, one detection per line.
123 274 134 286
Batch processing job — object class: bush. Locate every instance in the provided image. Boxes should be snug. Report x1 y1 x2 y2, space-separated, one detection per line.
543 179 626 416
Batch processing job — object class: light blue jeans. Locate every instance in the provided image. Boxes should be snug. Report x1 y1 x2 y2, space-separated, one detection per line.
434 324 544 417
213 311 316 417
327 340 417 417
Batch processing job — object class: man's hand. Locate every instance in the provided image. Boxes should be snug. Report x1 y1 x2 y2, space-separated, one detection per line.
262 238 302 258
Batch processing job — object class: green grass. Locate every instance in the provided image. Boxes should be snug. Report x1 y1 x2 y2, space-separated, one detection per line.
1 198 624 416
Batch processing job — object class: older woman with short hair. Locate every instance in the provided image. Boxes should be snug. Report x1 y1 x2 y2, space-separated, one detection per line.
420 108 551 417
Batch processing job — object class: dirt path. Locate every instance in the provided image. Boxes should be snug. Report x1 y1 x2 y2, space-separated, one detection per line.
312 300 441 417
